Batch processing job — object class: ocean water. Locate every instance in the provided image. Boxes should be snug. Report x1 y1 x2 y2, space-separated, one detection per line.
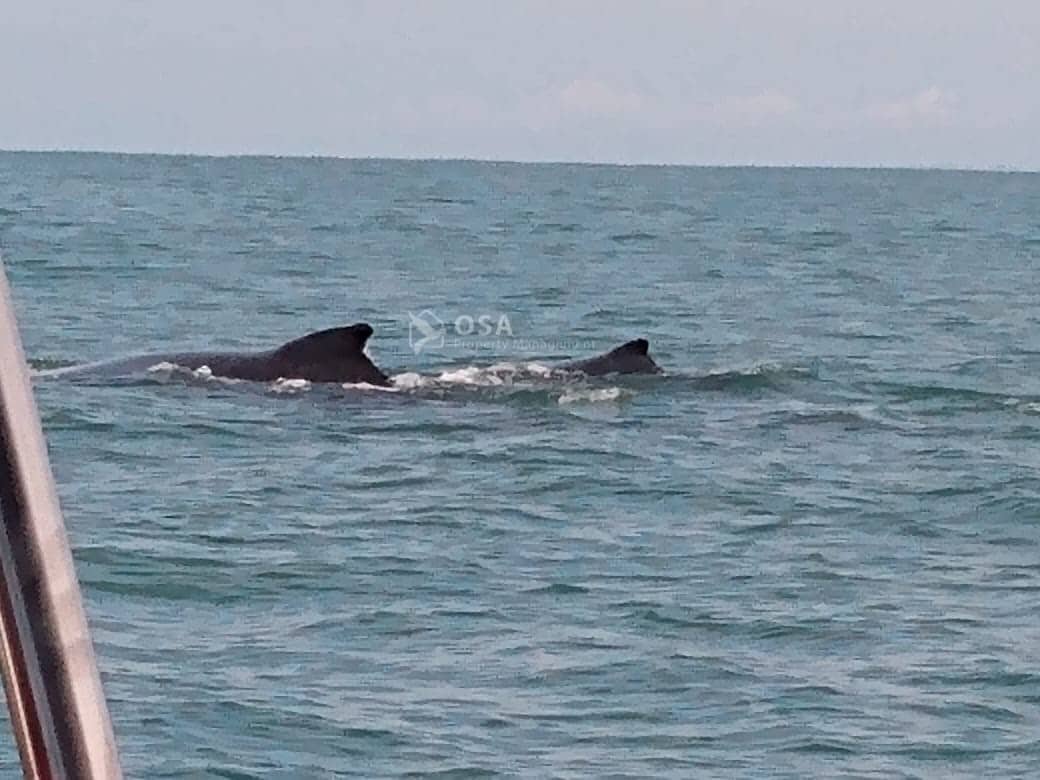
2 152 1040 778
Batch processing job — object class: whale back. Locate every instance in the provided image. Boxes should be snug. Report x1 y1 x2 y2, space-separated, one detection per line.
560 338 661 376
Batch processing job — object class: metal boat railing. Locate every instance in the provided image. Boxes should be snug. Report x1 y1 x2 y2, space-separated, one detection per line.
0 258 122 778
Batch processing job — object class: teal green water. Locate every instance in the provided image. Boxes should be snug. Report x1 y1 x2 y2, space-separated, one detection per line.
2 152 1040 778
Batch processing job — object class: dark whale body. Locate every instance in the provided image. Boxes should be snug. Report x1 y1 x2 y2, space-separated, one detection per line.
558 338 661 376
61 324 391 386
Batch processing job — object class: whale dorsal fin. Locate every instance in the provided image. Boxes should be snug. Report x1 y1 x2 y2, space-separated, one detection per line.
558 337 660 376
610 338 649 356
273 323 374 361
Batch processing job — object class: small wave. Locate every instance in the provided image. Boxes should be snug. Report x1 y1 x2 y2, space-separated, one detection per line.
762 402 889 430
686 363 818 392
789 408 879 426
871 380 1034 412
997 397 1040 417
610 231 657 242
526 583 590 595
558 387 627 405
798 228 852 249
530 221 584 234
932 219 971 234
422 196 475 205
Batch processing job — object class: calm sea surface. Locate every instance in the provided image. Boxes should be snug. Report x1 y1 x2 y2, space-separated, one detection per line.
2 152 1039 778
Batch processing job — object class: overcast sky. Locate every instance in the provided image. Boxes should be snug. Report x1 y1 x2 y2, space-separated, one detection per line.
3 1 1039 168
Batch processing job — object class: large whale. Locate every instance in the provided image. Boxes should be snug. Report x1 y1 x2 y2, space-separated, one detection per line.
557 338 661 376
49 323 392 386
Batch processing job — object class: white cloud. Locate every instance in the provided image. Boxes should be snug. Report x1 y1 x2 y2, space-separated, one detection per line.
554 78 645 116
383 82 805 152
866 87 959 128
704 91 800 125
521 81 798 130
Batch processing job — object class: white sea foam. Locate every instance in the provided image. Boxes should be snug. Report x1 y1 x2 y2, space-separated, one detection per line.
342 381 400 392
557 387 626 405
438 362 557 386
437 366 506 386
391 372 426 390
271 377 311 394
486 361 519 373
145 362 242 385
390 361 585 392
146 361 181 374
523 362 553 377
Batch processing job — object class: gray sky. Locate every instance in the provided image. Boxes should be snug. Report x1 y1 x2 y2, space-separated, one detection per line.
3 1 1039 168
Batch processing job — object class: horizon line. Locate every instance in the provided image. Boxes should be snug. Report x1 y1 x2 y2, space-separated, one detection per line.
1 146 1037 175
